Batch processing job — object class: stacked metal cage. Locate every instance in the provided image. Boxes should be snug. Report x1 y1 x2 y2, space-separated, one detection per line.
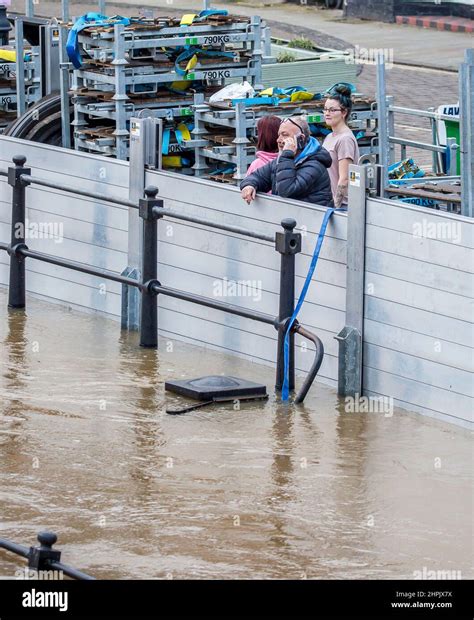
68 14 264 161
189 97 379 181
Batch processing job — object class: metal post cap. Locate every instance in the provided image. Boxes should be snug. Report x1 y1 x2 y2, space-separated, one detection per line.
37 532 57 548
13 155 27 167
281 218 296 230
144 186 158 198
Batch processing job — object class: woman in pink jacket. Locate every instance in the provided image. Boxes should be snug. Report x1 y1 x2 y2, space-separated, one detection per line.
246 115 281 187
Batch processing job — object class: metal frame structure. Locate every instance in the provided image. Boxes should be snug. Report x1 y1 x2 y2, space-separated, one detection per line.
179 98 378 180
376 52 473 217
67 16 264 160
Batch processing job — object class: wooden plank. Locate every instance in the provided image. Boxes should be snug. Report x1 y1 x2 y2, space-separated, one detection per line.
386 186 461 203
158 244 346 311
365 248 474 297
0 136 130 191
158 293 340 359
0 221 127 273
146 169 348 241
364 342 473 397
366 225 473 272
157 306 339 384
0 262 121 317
365 297 472 348
363 389 472 429
365 272 473 322
363 366 473 423
157 262 346 337
364 317 473 373
367 198 474 248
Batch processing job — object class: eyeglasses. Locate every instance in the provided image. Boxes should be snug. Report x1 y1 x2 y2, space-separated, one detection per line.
282 117 303 131
324 107 343 113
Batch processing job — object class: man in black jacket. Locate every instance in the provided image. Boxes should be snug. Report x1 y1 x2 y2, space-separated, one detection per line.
240 116 334 208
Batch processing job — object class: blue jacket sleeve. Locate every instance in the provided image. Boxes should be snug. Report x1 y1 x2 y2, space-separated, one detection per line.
240 161 273 193
275 150 323 198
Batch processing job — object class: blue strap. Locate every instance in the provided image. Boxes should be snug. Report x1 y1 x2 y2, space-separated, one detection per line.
162 127 171 155
199 9 228 17
174 46 234 76
66 13 130 69
281 207 345 401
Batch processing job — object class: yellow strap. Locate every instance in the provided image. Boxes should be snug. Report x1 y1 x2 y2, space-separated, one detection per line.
177 123 191 141
185 54 198 72
259 87 273 96
180 14 197 26
0 50 16 62
162 155 182 167
290 91 314 102
170 80 191 91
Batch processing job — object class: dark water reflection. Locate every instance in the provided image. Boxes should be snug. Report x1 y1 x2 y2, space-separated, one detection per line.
0 288 471 579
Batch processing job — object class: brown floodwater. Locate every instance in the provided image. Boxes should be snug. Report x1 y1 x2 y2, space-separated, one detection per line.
0 287 472 580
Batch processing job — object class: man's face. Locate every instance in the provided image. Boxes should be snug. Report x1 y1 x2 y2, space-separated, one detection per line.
277 121 300 151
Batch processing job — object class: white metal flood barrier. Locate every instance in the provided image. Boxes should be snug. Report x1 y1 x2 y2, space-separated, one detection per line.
347 164 473 429
0 135 472 428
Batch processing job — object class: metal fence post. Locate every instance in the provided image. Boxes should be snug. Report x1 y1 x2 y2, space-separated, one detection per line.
387 95 395 166
459 49 474 218
7 155 31 309
335 164 367 396
139 186 162 348
376 54 388 196
275 218 301 391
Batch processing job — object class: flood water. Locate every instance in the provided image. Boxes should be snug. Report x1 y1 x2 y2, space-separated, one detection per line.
0 287 472 580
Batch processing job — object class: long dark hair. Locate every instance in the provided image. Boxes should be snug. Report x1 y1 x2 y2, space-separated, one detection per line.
256 115 281 152
326 83 353 122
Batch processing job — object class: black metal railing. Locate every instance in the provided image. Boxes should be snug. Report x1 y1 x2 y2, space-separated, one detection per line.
0 154 325 401
0 531 95 580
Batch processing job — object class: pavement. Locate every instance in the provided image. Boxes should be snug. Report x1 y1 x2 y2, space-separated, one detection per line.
8 0 473 70
396 14 474 34
7 0 469 170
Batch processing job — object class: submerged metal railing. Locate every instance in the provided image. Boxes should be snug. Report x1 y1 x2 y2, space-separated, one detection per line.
0 531 95 580
0 155 325 402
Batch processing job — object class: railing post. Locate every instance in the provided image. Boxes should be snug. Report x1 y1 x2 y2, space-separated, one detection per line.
459 49 474 217
28 532 61 571
138 186 162 348
336 163 368 397
7 155 31 309
275 218 301 391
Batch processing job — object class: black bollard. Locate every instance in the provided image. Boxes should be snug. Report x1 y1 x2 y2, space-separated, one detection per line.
7 155 31 309
275 218 301 391
28 532 61 571
139 186 162 348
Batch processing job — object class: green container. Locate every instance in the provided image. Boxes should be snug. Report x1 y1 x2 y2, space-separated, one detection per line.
445 119 461 175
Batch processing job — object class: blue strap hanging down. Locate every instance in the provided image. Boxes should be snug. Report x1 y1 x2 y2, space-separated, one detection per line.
66 13 131 69
281 207 345 401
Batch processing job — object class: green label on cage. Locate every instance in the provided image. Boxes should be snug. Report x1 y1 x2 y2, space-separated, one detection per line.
307 114 323 123
186 72 195 80
185 37 198 45
180 108 192 115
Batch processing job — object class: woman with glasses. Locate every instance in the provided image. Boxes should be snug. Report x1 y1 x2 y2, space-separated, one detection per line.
322 84 359 208
246 115 281 181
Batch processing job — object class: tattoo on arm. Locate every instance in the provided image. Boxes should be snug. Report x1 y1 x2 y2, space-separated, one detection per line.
335 182 348 208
